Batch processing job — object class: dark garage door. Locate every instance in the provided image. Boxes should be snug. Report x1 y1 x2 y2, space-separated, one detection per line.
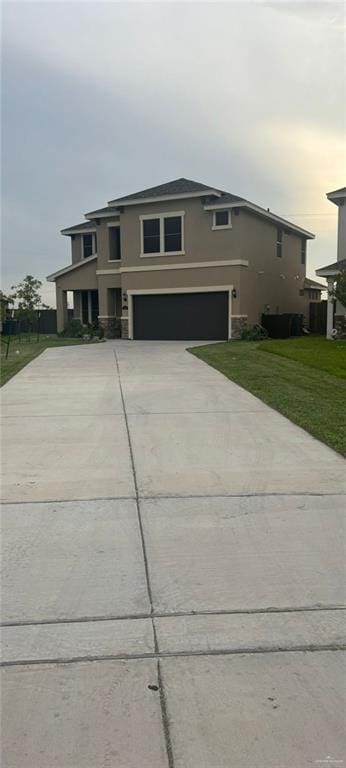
133 291 229 340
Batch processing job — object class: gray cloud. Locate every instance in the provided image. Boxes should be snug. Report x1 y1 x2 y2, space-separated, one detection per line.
2 1 343 304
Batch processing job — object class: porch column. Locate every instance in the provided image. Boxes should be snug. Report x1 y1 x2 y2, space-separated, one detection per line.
56 284 68 333
326 277 334 339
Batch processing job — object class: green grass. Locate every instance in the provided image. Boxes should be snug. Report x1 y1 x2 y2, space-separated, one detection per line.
0 334 98 386
259 336 346 379
190 336 346 456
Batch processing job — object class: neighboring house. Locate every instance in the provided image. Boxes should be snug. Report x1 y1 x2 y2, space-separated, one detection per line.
303 278 326 303
48 178 315 340
316 187 346 338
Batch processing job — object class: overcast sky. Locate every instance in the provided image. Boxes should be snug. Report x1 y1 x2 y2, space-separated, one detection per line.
2 0 345 306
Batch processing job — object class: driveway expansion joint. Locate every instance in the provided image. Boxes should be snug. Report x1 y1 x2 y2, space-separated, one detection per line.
2 645 345 669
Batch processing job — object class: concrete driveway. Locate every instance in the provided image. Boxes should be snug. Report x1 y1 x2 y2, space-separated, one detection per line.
1 340 345 767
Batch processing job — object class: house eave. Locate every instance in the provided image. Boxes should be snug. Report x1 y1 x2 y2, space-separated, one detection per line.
204 201 315 239
84 209 120 220
326 188 346 205
61 226 97 236
107 189 222 207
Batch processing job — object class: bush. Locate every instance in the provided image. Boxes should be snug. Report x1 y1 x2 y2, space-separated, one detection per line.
241 324 268 341
60 319 84 338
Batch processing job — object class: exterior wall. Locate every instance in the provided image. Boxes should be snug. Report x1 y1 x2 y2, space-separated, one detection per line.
71 236 82 264
94 218 120 269
337 201 346 261
55 259 98 291
120 198 242 268
121 263 242 320
235 211 307 324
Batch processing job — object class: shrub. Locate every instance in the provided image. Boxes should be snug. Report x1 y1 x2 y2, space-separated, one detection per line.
60 319 84 338
241 324 268 341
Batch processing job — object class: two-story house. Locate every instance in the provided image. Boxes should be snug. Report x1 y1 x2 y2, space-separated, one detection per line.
48 178 315 339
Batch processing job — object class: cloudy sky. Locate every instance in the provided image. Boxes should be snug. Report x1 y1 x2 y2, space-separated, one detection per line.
2 0 345 306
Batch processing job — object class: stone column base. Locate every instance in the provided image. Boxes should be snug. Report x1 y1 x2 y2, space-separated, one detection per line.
121 317 129 339
231 315 248 339
98 317 121 339
335 314 346 339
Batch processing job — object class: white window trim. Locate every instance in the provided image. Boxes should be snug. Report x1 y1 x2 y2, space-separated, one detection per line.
127 285 233 341
212 210 232 230
139 211 185 258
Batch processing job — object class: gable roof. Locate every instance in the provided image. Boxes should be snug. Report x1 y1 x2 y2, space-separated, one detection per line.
107 177 223 205
60 177 314 239
316 257 346 276
304 277 326 290
47 254 97 281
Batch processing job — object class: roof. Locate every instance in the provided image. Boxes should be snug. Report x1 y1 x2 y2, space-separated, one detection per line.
47 254 97 281
304 277 326 290
84 206 120 220
107 177 223 205
61 176 314 239
326 187 346 205
61 222 96 235
204 192 246 206
316 257 346 276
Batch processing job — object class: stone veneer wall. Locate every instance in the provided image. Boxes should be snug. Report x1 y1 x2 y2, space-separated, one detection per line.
231 315 248 340
121 318 129 339
98 317 121 339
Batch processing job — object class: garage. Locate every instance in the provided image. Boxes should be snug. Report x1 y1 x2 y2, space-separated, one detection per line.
132 291 229 340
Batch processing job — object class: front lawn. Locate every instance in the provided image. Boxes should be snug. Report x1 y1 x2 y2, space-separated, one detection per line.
0 334 98 387
190 336 346 456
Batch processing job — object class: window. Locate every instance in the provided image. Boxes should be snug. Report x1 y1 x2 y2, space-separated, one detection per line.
82 233 94 259
143 218 160 254
164 216 182 252
109 226 121 261
212 210 232 229
276 229 283 258
140 213 184 256
301 239 306 265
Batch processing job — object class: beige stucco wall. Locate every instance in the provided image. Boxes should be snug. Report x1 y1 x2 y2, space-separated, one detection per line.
121 265 242 316
55 259 98 291
119 198 242 268
94 219 121 268
97 273 121 316
70 236 82 264
235 210 308 324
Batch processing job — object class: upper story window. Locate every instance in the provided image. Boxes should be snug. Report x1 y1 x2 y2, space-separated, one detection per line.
108 226 121 261
82 233 96 259
301 238 306 265
212 210 232 230
276 228 283 258
143 218 161 254
140 212 185 257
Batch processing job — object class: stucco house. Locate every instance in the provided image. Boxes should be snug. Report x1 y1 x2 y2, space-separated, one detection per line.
316 187 346 338
48 178 315 340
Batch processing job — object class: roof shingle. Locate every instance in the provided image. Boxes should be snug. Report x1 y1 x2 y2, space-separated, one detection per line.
108 177 223 204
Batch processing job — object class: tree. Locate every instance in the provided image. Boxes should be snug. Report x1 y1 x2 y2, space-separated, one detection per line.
331 270 346 310
10 275 49 327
